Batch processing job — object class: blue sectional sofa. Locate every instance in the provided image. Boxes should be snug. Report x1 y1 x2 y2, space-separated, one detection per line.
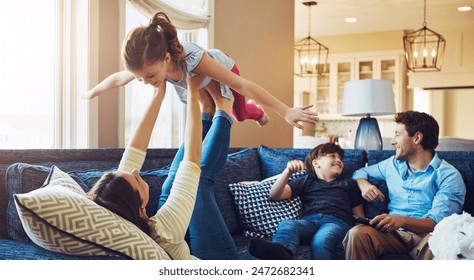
0 146 473 260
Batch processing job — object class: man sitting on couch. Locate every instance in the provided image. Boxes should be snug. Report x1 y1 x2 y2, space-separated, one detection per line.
343 110 466 260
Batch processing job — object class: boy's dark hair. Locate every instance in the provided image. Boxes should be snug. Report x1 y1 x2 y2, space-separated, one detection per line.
304 143 344 175
394 110 439 151
87 172 149 234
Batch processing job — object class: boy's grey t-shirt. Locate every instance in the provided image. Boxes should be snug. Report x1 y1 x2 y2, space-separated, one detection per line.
165 42 235 103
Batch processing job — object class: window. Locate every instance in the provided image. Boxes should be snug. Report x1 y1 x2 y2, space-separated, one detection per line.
0 0 56 148
124 3 208 148
0 0 90 149
0 0 208 149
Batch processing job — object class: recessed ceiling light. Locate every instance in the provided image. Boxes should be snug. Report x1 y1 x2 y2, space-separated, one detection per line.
345 17 358 23
458 6 472 12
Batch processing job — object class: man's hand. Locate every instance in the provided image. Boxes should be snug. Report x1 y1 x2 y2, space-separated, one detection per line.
370 214 401 233
357 179 385 202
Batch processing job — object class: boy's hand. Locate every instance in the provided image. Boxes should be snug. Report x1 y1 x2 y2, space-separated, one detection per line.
285 160 306 174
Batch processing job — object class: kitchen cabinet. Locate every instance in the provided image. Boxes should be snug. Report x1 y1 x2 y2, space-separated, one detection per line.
298 51 407 120
294 51 407 147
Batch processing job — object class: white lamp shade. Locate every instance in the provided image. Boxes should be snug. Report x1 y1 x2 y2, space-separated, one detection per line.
342 79 396 116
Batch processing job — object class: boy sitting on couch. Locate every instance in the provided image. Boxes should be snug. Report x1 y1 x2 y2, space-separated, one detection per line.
249 143 364 260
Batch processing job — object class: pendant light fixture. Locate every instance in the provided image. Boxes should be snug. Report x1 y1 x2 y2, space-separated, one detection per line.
403 0 446 72
295 1 329 77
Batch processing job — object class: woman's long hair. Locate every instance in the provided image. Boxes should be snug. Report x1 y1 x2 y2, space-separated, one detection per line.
87 172 149 234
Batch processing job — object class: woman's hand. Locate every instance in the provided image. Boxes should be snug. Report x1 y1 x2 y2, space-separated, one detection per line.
283 105 318 129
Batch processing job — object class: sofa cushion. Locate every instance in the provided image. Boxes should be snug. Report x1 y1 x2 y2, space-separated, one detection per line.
437 151 474 215
6 163 51 242
0 239 128 260
257 145 367 179
228 172 305 238
6 163 170 242
13 165 170 260
214 148 262 234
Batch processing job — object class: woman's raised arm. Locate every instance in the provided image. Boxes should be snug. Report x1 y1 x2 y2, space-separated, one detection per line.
183 74 205 165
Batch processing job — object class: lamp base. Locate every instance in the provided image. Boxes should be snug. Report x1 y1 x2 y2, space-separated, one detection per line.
354 116 383 151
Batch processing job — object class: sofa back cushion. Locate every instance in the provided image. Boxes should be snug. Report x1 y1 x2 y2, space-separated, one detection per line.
437 151 474 215
367 150 474 216
214 148 262 234
257 145 367 179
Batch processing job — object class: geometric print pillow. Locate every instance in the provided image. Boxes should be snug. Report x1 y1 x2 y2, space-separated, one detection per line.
228 172 304 239
13 166 170 260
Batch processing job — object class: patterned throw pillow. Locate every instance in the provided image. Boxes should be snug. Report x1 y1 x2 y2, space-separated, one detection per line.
228 172 305 238
13 166 170 260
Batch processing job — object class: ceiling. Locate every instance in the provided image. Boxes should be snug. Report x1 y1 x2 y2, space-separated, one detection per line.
295 0 474 39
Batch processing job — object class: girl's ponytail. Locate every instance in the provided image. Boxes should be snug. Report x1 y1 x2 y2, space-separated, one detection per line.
122 11 185 71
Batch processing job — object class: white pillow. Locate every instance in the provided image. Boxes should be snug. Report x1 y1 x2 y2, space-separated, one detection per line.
14 165 170 260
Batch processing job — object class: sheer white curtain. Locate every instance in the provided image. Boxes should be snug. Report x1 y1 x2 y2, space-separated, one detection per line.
127 0 210 29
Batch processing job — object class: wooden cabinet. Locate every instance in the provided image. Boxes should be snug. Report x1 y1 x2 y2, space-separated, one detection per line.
297 51 407 120
294 51 407 147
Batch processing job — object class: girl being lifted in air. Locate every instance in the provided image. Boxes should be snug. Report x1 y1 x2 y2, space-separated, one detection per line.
84 12 318 129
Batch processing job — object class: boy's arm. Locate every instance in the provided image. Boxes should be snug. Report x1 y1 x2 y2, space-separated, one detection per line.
269 160 305 200
83 70 135 99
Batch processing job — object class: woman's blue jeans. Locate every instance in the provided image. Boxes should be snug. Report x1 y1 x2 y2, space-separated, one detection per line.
158 111 239 260
272 213 352 260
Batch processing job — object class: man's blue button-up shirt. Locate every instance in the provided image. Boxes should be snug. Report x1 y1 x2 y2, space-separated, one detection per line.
353 153 466 223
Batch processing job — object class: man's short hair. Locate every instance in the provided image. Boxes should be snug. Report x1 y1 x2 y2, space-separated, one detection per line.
394 110 439 151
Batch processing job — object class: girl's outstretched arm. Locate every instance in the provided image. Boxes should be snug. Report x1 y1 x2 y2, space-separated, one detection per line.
194 52 318 129
83 70 135 99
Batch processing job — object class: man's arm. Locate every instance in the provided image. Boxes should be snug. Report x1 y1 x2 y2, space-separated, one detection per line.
353 159 391 202
371 214 436 234
356 178 386 202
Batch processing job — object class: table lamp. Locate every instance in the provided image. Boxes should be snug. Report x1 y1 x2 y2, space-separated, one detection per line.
342 79 396 150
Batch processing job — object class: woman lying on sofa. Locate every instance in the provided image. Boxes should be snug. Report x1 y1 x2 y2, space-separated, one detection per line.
87 74 238 259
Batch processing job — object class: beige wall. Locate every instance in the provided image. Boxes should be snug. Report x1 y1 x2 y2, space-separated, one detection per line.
97 0 121 147
318 30 405 54
431 89 474 139
214 0 294 148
